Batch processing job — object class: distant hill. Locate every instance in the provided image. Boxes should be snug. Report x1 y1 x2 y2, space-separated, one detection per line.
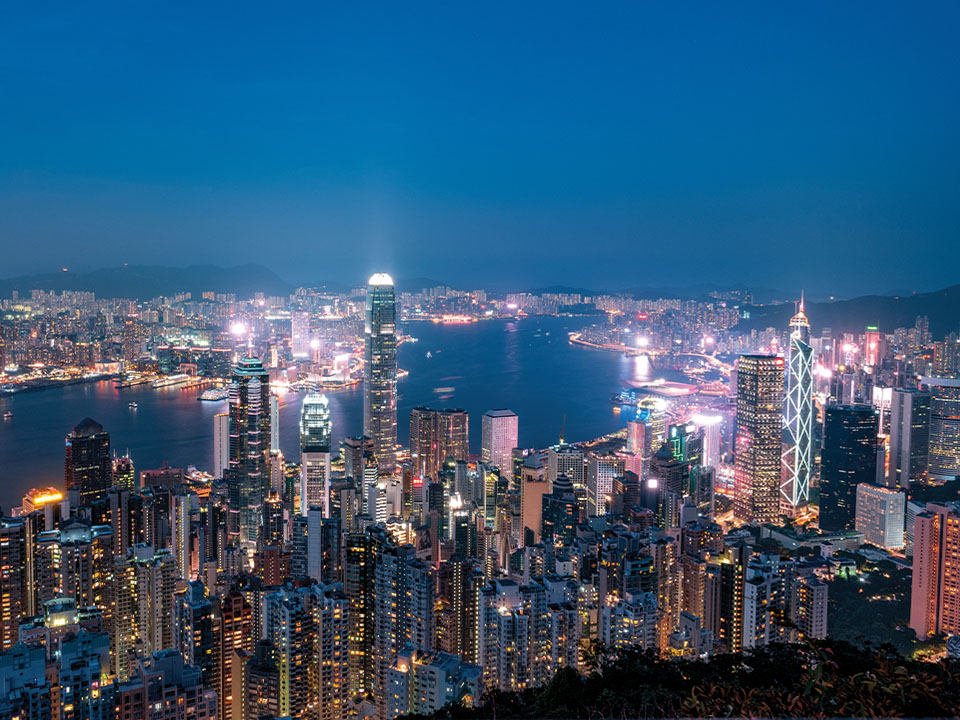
737 285 960 337
0 264 293 300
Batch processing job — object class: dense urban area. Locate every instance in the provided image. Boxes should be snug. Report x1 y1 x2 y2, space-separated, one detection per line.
0 273 958 720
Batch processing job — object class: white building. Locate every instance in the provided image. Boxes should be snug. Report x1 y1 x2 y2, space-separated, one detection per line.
855 483 906 550
481 409 518 473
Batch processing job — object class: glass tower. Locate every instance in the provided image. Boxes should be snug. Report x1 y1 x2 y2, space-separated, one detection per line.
363 273 398 475
781 296 813 511
300 392 332 516
228 357 271 547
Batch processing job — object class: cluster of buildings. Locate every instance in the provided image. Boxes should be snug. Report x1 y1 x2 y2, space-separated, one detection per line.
3 274 960 720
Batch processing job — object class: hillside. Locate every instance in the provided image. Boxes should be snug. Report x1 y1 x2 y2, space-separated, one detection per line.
737 285 960 337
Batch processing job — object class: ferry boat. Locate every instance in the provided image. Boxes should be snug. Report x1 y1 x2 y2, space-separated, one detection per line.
128 402 138 410
2 411 12 420
198 387 229 401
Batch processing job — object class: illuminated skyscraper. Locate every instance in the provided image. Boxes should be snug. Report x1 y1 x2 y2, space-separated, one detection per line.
733 356 784 525
410 407 439 480
920 376 960 481
214 412 230 480
855 483 905 550
888 388 931 489
364 273 398 475
437 408 469 465
910 503 960 637
228 358 271 547
781 298 813 512
64 417 113 507
300 393 332 516
481 409 518 472
820 404 878 531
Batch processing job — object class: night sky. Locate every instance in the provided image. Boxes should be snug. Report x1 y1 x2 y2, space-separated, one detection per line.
1 2 958 295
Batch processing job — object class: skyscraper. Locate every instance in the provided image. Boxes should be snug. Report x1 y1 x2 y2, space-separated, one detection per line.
228 358 271 547
410 407 439 481
481 409 518 473
214 412 230 480
291 310 311 358
920 376 960 481
855 483 906 550
64 418 113 507
910 503 960 637
300 393 332 516
888 388 931 489
820 404 878 531
364 273 398 475
733 356 784 525
436 408 469 465
781 297 813 512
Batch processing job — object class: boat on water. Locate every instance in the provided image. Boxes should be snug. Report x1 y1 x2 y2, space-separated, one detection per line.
2 411 12 419
198 388 229 401
128 402 138 410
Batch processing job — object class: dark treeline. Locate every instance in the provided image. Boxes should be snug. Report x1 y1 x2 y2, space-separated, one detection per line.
404 641 960 719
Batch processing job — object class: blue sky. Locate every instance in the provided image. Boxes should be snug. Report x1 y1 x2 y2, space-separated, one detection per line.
1 2 958 294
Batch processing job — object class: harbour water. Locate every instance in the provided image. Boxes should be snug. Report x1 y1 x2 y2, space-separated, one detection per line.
0 316 665 508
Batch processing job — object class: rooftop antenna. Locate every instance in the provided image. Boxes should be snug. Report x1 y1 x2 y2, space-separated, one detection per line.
559 412 566 445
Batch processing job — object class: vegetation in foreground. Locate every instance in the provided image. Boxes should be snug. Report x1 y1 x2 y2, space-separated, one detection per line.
405 641 960 719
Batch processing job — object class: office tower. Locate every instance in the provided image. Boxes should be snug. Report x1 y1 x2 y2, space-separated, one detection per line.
116 650 218 720
374 544 434 718
300 393 332 516
481 409 518 472
650 444 688 528
344 528 386 698
541 474 579 547
733 356 784 525
782 298 813 511
270 394 280 453
519 455 548 545
410 407 439 480
693 413 723 470
174 580 216 687
910 503 960 637
341 435 374 484
172 490 198 579
888 388 931 489
64 417 113 507
364 273 398 475
113 453 136 491
386 649 481 720
546 443 585 499
791 575 829 640
215 588 254 720
214 413 230 480
864 326 883 368
437 408 469 464
291 310 311 358
855 483 906 550
228 357 271 547
920 376 960 481
820 405 878 531
586 450 625 517
0 519 26 650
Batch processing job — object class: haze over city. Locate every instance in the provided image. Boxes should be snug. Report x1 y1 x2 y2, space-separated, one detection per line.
3 2 960 294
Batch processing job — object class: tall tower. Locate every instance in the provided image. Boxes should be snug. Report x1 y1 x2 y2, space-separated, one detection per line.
364 273 398 475
300 393 332 516
64 417 113 507
228 357 271 548
781 295 813 513
410 407 439 481
820 404 878 531
733 355 784 525
481 409 518 472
